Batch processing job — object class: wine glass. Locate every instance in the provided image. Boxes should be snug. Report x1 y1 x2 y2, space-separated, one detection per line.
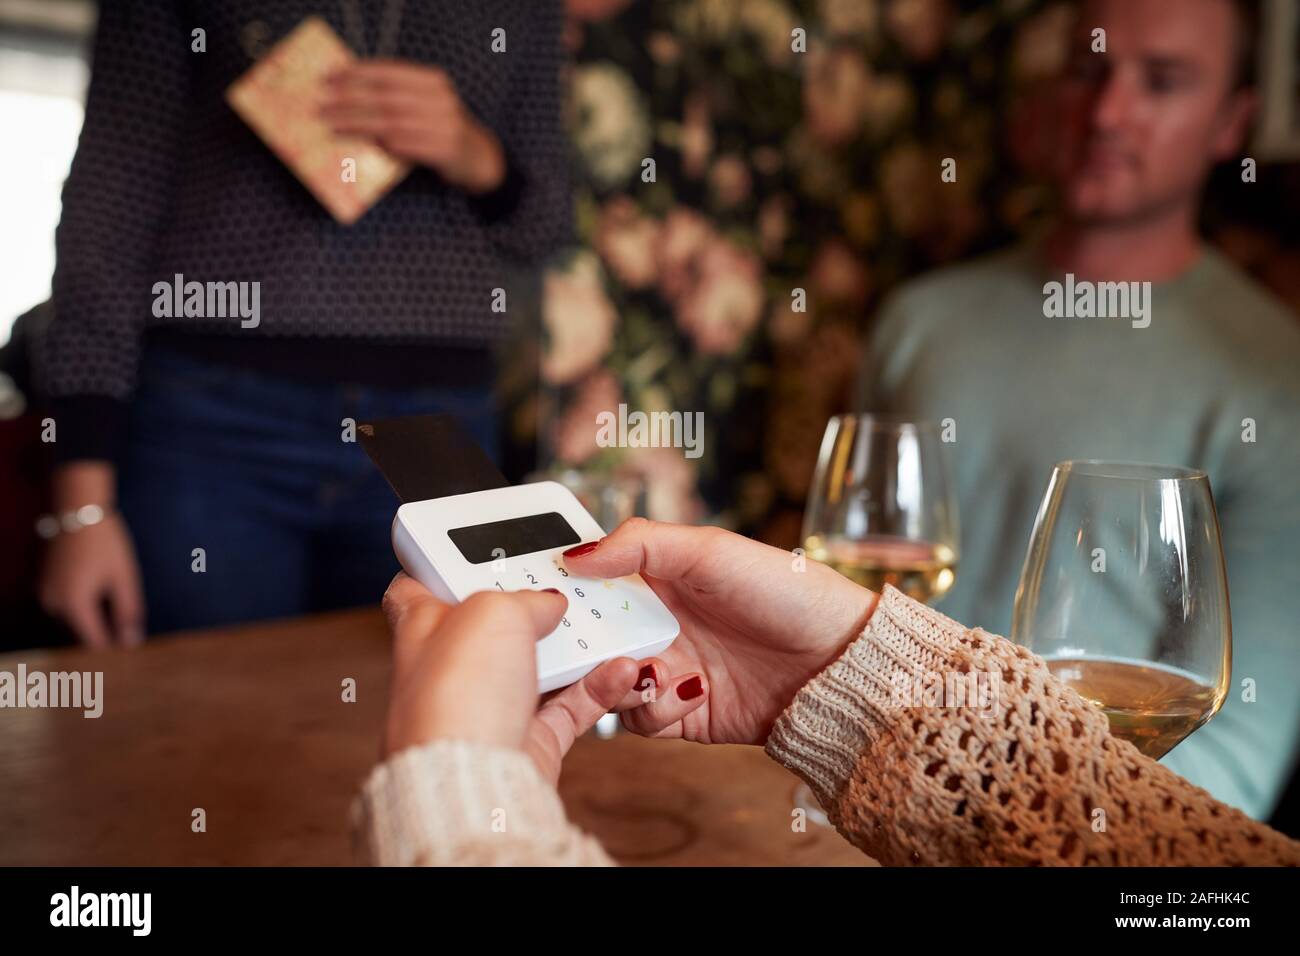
801 414 960 602
1011 461 1231 759
793 414 961 824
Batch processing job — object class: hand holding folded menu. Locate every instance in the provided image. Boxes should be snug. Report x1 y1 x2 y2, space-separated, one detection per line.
226 17 410 225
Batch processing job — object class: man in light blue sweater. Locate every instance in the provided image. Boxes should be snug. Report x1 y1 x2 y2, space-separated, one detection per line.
857 0 1300 820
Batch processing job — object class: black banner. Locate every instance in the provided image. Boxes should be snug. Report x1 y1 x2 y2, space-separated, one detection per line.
0 866 1290 942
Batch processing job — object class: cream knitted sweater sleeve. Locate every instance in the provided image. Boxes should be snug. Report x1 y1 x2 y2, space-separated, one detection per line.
765 585 1300 866
353 739 617 866
354 585 1300 866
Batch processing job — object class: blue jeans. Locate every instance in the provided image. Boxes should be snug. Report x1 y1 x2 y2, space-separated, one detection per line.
119 346 498 635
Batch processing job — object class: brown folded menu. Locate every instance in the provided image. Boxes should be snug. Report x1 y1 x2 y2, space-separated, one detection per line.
226 16 410 224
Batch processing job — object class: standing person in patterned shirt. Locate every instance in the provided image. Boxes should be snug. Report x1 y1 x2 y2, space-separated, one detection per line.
39 1 571 642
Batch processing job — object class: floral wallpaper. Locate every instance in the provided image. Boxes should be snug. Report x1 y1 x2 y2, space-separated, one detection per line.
501 0 1296 547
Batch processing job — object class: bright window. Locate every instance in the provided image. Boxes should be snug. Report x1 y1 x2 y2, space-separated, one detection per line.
0 37 88 345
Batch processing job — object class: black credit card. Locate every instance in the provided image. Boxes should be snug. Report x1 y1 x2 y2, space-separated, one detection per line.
357 414 509 504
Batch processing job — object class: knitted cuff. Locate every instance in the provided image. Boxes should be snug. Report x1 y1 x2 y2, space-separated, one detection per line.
764 585 975 811
352 739 574 867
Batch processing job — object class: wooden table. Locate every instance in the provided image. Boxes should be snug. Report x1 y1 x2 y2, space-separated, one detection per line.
0 608 870 866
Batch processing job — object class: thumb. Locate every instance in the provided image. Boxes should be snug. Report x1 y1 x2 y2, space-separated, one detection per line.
443 587 569 649
508 587 569 639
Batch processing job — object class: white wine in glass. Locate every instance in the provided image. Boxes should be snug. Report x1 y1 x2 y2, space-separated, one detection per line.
1012 461 1231 760
1042 657 1223 760
813 535 958 603
802 415 960 603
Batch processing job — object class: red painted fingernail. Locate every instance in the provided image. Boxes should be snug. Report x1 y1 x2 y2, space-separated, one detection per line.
562 540 601 558
542 588 561 594
637 664 656 687
677 676 704 701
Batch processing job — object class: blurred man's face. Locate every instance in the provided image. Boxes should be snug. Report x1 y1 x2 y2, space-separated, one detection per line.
1051 0 1253 225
